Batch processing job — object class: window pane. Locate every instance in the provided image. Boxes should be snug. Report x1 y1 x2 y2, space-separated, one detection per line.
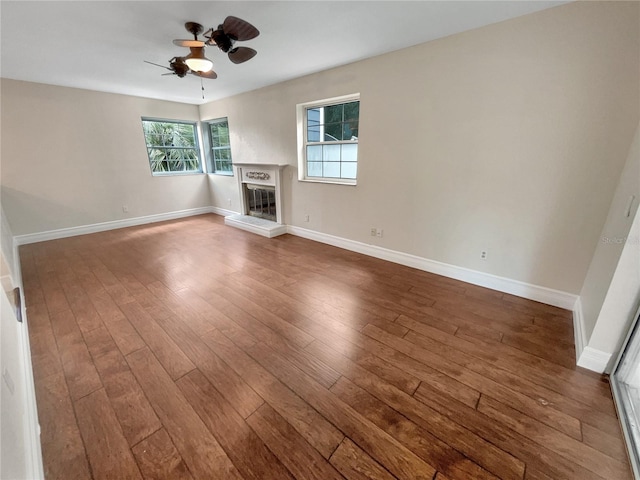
307 108 321 124
323 162 341 178
308 125 321 142
307 108 321 142
344 121 358 140
323 144 341 161
151 159 167 172
208 118 233 174
345 102 359 139
142 119 201 175
148 148 165 160
307 161 323 177
210 121 230 147
214 147 231 160
174 124 196 146
218 127 229 145
343 102 359 122
307 145 322 161
322 122 341 141
168 160 183 171
324 104 343 124
215 159 233 172
341 144 357 161
301 98 359 182
341 162 357 179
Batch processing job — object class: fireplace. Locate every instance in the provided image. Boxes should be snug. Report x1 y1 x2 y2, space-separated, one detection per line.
245 184 276 221
224 163 288 238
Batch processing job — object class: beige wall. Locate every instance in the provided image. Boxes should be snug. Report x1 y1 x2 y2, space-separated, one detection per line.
592 207 640 362
1 80 211 235
201 1 639 294
580 121 640 357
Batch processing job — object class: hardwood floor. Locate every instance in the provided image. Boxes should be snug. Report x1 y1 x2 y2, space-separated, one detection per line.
20 214 631 479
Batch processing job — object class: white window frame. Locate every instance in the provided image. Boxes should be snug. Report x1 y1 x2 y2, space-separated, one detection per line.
296 93 360 185
204 117 234 176
141 117 204 176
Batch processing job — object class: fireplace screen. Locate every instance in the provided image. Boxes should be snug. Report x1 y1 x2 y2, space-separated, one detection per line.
245 184 277 221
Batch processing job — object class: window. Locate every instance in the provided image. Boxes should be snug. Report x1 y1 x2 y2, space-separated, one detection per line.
297 94 360 184
141 119 202 175
206 118 233 175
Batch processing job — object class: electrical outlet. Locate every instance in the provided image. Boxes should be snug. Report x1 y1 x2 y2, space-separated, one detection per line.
122 205 129 213
480 250 488 260
304 214 310 222
376 228 384 238
370 228 377 236
227 198 232 206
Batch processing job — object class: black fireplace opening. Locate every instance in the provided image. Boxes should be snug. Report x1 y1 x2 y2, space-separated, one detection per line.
245 184 276 221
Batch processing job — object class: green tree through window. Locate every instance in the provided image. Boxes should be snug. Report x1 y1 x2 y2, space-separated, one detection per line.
207 119 233 174
141 119 202 175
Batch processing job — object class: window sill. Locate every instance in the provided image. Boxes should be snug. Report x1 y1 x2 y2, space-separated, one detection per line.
151 171 205 177
209 172 234 177
298 178 357 186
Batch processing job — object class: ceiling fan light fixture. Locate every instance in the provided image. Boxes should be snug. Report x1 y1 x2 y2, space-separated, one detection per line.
184 47 213 72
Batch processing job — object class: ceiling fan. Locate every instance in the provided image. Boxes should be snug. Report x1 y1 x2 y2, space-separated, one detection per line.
146 16 259 80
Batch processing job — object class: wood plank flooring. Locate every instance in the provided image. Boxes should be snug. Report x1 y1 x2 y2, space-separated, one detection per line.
20 214 631 479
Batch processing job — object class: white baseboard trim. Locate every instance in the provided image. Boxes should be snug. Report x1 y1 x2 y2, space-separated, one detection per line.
13 215 579 310
572 298 587 364
577 346 612 373
572 296 616 373
13 207 214 246
286 225 578 310
210 206 239 217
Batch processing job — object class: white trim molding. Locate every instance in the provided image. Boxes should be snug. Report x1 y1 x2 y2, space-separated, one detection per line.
0 212 44 479
573 296 617 373
578 346 612 373
572 298 587 366
286 225 578 310
13 207 213 246
210 206 238 217
14 214 579 309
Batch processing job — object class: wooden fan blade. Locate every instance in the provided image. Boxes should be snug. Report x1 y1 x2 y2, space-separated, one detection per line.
191 69 218 79
223 16 259 41
228 47 257 64
173 39 205 47
144 60 172 70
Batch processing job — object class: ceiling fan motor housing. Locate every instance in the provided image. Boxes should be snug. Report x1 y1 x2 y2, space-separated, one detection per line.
170 57 190 77
210 27 234 52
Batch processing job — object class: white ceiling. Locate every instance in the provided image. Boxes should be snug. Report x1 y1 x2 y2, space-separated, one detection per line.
1 1 567 105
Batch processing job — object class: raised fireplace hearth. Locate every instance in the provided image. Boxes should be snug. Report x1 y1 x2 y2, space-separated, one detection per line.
224 163 287 238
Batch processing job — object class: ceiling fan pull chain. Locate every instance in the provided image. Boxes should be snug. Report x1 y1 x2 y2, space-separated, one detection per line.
201 77 205 100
